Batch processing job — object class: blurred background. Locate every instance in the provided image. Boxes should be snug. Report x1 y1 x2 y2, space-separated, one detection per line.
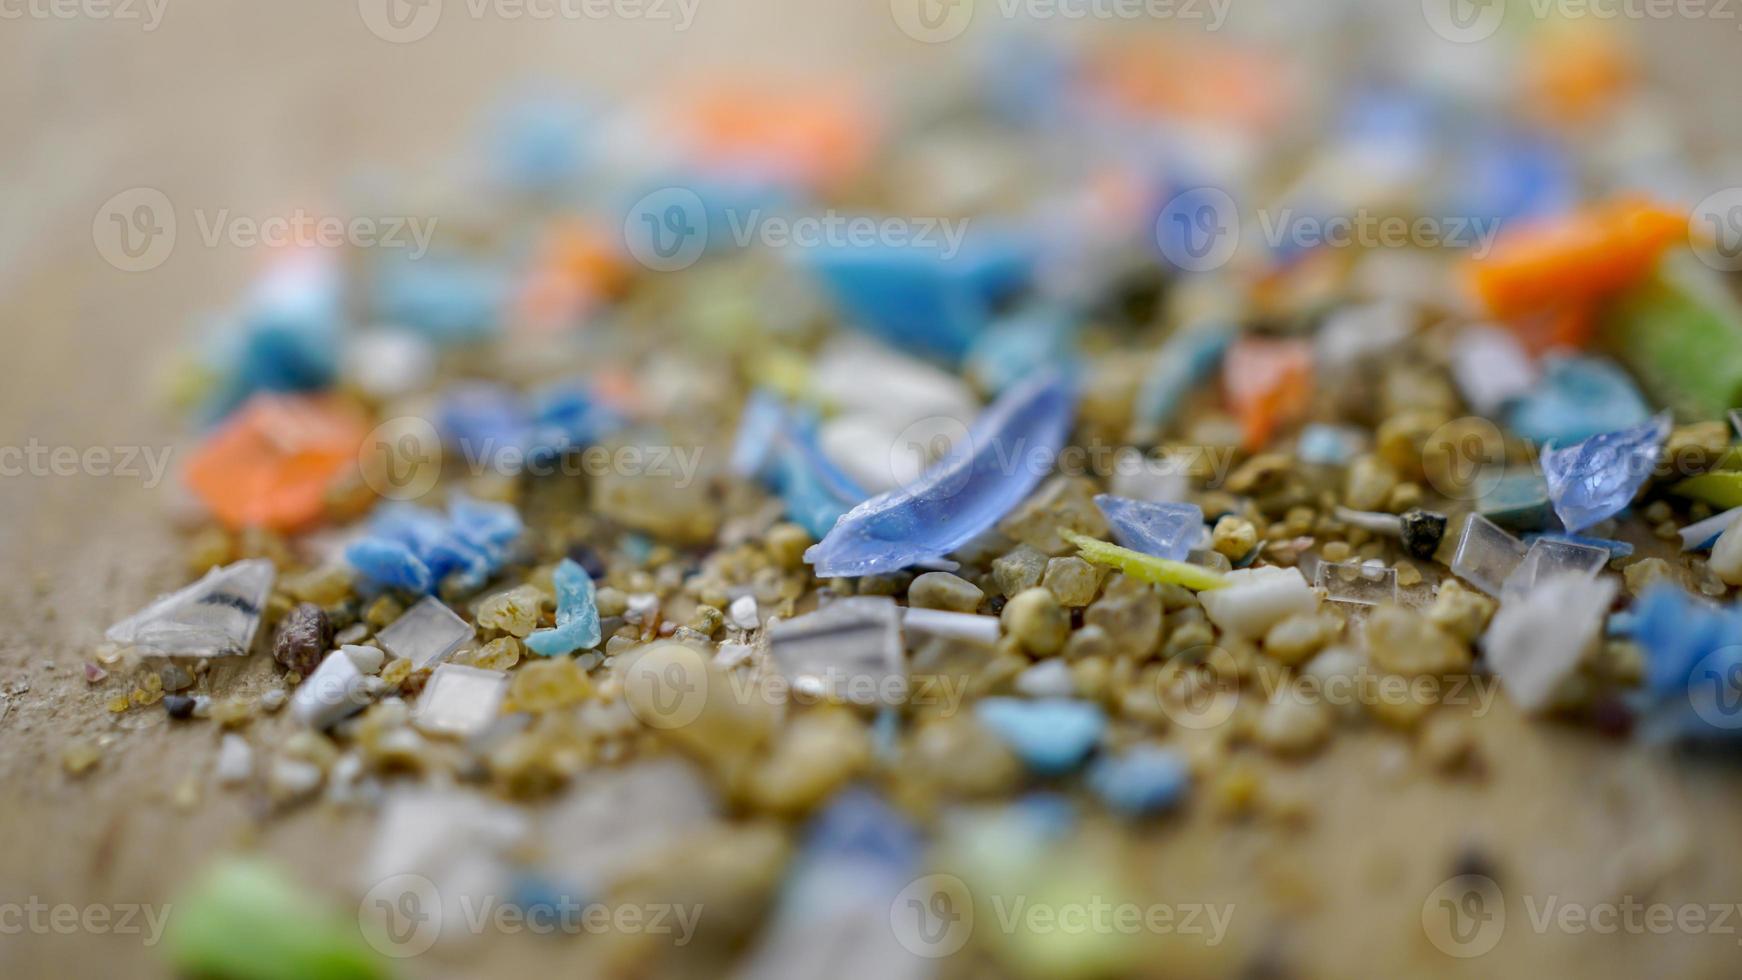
6 2 1742 978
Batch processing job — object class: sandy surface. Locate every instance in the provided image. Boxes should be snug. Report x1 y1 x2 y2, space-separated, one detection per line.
5 5 1742 977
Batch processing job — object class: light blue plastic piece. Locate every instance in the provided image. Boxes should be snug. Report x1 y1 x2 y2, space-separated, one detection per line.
1129 322 1232 442
1296 423 1365 466
1093 494 1203 561
1541 414 1670 532
1087 746 1190 816
1507 355 1650 446
804 370 1074 577
525 558 600 656
976 698 1106 776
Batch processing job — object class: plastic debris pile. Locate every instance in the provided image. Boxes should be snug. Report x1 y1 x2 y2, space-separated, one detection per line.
69 19 1742 978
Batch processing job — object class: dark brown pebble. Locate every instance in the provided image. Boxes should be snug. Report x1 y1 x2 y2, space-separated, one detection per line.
163 695 195 720
273 602 332 675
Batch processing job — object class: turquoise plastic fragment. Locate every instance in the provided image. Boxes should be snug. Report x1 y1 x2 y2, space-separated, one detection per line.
976 697 1107 776
1296 423 1365 466
1541 413 1670 533
804 370 1074 577
526 558 600 656
967 306 1077 394
730 391 868 539
1506 354 1649 446
1087 746 1190 816
199 256 342 423
374 255 508 346
800 231 1033 362
1128 321 1232 443
1478 471 1552 531
1092 494 1204 561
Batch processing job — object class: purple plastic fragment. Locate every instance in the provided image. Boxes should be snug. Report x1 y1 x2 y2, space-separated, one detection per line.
1092 494 1203 561
804 370 1074 577
1541 413 1670 532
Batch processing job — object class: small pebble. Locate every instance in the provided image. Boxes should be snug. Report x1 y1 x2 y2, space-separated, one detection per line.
908 571 985 613
1015 659 1076 698
729 595 761 630
1399 509 1448 560
163 694 196 720
1000 588 1069 656
259 689 288 713
1212 516 1258 560
272 603 332 676
992 546 1049 598
1041 557 1100 607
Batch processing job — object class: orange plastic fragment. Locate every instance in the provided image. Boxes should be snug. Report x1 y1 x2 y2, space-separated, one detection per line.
1523 24 1634 126
1465 199 1687 322
1090 37 1290 132
671 86 875 191
185 394 368 532
1224 337 1312 452
518 222 631 327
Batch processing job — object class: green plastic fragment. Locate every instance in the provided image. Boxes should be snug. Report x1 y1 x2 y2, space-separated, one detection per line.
1060 529 1227 591
1602 255 1742 420
165 858 389 980
1672 471 1742 510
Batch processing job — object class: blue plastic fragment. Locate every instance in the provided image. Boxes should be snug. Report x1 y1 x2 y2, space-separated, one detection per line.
731 391 868 539
345 538 433 595
804 370 1074 577
1093 494 1204 561
1507 355 1650 446
346 496 524 595
1624 586 1742 741
975 697 1106 776
375 256 508 345
1296 423 1365 466
967 306 1077 394
1129 321 1232 442
1087 746 1190 817
525 558 601 656
489 96 590 194
199 256 343 422
438 380 621 471
1541 413 1670 533
800 231 1033 363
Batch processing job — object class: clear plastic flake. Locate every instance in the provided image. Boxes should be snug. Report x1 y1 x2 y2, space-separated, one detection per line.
292 650 371 729
1093 494 1204 562
768 596 905 706
1501 537 1610 598
1314 559 1398 606
377 596 473 669
414 664 509 738
105 558 275 658
1449 514 1527 597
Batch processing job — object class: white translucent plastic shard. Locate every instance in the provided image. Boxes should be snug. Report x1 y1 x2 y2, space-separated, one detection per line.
1449 514 1525 597
105 558 275 657
377 595 472 669
768 596 905 706
292 650 371 729
1198 566 1318 639
901 607 1000 645
1315 560 1398 606
414 664 509 738
1486 575 1617 713
1501 537 1609 599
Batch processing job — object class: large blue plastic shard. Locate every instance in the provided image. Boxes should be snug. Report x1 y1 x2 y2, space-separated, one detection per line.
1541 413 1670 532
773 416 868 540
1093 494 1204 561
1626 586 1742 742
805 370 1074 577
